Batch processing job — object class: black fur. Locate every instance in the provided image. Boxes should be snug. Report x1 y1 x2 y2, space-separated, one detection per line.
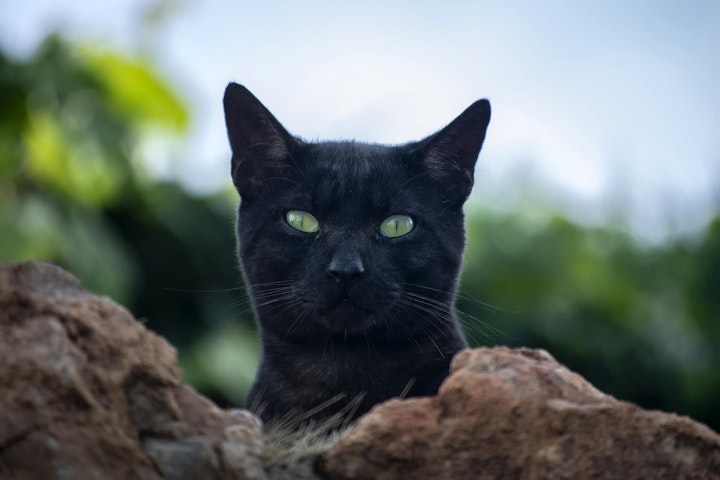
223 83 491 427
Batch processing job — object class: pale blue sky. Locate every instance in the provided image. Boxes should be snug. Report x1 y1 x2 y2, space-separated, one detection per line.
2 0 719 239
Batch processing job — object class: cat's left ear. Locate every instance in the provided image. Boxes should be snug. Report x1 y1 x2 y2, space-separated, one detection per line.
223 83 297 201
417 99 491 204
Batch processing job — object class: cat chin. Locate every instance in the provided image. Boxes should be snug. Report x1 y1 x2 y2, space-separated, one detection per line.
316 301 379 336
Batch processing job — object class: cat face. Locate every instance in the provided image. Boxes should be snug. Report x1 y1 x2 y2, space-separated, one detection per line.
224 84 490 341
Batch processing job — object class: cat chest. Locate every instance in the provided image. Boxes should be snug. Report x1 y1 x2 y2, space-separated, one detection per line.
286 349 421 398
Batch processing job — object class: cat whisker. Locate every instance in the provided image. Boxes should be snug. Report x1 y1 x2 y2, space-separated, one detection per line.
362 329 378 354
456 309 511 344
260 297 304 319
404 282 508 314
401 284 512 344
401 294 456 326
382 308 430 355
283 302 316 338
253 293 295 307
400 302 454 336
163 285 247 293
398 378 416 399
224 299 256 319
425 332 444 358
396 303 447 357
248 280 295 290
376 310 395 339
396 295 467 348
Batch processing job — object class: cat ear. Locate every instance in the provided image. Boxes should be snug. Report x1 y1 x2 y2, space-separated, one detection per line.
417 99 491 204
223 83 296 201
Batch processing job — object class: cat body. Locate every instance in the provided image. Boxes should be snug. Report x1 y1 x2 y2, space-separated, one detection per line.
223 83 490 427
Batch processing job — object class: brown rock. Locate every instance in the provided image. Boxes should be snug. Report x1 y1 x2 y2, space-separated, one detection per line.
0 261 266 480
4 260 720 480
320 347 720 480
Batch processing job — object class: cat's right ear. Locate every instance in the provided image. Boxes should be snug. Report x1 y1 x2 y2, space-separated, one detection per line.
223 83 296 201
415 99 491 205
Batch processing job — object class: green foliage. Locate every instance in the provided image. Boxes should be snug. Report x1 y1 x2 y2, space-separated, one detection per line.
1 33 717 431
179 323 260 405
0 35 186 296
81 48 187 132
460 209 720 429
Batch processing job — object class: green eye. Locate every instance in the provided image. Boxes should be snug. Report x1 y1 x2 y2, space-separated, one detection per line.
285 210 319 233
379 215 414 238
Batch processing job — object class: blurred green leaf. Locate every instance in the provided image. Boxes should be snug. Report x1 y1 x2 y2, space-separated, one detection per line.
24 109 126 206
82 49 188 131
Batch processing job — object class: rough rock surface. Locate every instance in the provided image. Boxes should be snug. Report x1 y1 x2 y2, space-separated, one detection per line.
320 347 720 480
0 261 266 480
2 261 720 480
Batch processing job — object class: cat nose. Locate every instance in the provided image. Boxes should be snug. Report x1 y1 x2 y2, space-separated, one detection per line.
326 250 365 285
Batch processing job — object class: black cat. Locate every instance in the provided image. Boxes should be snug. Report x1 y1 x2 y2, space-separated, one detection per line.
223 83 491 428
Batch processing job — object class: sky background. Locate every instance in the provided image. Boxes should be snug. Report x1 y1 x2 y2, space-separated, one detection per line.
2 0 719 240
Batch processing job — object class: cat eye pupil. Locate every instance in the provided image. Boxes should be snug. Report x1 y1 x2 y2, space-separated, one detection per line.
379 215 414 238
285 210 319 233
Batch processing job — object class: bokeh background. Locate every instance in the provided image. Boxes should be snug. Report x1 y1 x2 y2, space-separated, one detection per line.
1 1 718 431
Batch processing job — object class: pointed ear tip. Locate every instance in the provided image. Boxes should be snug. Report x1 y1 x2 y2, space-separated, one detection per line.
472 98 491 115
461 98 490 127
223 82 250 102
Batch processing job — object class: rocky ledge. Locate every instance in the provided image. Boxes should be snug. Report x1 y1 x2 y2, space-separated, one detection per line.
1 261 719 479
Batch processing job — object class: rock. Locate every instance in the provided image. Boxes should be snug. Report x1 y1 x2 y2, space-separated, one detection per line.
320 348 720 480
0 261 266 480
3 260 720 480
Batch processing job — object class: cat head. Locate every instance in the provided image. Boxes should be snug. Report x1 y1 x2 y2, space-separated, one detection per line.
224 83 490 341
